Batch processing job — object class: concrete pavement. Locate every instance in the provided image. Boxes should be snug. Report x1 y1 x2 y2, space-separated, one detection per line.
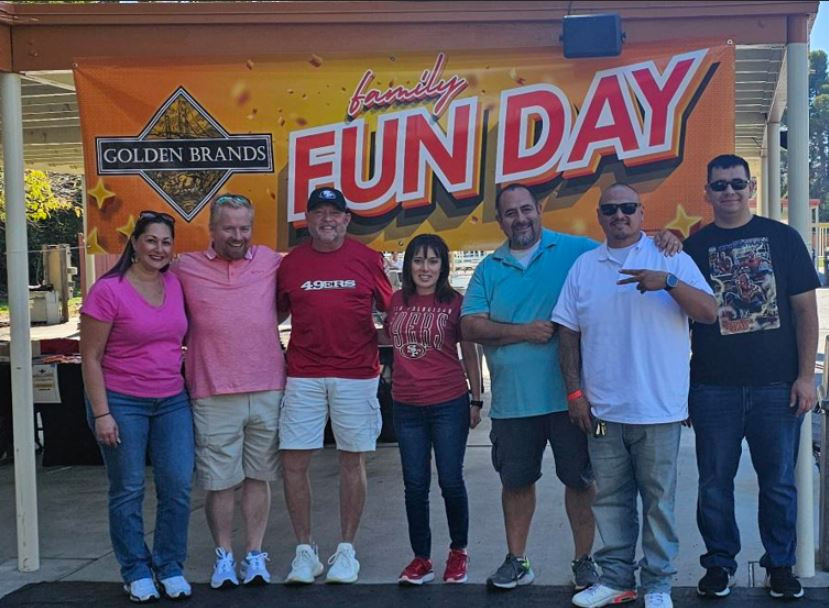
1 291 829 601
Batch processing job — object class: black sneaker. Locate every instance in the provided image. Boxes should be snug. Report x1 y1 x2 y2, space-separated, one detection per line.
571 555 599 591
486 554 535 589
765 566 804 599
697 567 735 597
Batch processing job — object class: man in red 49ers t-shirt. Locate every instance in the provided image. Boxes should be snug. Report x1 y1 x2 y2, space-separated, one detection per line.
277 187 392 585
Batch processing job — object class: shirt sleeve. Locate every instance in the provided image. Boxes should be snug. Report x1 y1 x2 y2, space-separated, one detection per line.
785 226 821 296
383 291 400 335
673 252 714 295
276 259 291 315
460 262 490 317
80 279 119 323
550 262 581 331
371 251 393 312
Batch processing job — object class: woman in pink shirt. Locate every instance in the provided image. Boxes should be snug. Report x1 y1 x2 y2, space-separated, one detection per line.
80 211 192 603
383 234 482 586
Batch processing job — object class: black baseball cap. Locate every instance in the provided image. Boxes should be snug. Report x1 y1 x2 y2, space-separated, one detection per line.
307 187 348 213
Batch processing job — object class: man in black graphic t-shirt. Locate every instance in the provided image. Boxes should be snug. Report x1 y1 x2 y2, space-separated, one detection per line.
684 154 819 601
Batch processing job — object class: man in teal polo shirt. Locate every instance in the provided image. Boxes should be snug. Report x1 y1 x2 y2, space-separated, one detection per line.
461 183 599 591
461 183 679 592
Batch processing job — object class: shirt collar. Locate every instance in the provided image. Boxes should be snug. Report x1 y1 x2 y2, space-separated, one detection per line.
204 243 254 261
493 228 559 268
597 232 647 262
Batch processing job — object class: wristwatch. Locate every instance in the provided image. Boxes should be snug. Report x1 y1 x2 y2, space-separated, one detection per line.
664 273 678 292
470 399 484 408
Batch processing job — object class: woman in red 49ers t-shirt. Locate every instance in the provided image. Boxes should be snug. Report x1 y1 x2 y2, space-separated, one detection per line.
382 234 482 586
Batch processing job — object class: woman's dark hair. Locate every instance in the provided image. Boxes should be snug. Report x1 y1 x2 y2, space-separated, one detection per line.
401 233 457 306
102 211 176 279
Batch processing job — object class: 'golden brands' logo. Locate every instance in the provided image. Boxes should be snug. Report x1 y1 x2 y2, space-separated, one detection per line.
96 87 273 221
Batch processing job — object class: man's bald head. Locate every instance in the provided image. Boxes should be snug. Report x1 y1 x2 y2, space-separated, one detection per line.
599 183 640 205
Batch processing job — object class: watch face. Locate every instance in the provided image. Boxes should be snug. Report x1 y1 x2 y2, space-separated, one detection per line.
666 273 678 289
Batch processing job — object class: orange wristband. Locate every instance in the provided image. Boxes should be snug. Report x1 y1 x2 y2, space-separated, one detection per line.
567 389 584 401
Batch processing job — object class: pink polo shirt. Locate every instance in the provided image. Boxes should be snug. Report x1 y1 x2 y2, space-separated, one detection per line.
172 244 285 400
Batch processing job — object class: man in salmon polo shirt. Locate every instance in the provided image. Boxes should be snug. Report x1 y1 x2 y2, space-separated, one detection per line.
277 186 393 585
172 194 285 591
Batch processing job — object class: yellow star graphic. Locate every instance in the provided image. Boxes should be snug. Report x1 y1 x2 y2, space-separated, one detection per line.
87 179 116 210
86 228 108 255
117 215 136 239
665 204 702 239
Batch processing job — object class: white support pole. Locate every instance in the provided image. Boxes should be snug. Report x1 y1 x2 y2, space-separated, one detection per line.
768 121 782 222
1 73 40 572
759 150 768 217
786 17 815 578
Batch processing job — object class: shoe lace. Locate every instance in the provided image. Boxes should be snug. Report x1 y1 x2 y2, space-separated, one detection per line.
645 593 669 607
572 556 593 573
328 546 355 567
405 557 430 575
247 552 270 569
447 551 467 572
214 548 234 572
500 555 526 578
293 546 317 569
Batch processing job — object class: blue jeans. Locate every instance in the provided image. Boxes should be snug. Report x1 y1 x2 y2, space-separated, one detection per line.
689 383 802 572
86 389 194 583
393 394 470 559
588 421 681 593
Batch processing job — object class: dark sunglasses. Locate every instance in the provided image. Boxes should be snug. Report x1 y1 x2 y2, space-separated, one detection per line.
708 179 749 192
599 202 640 216
139 210 175 224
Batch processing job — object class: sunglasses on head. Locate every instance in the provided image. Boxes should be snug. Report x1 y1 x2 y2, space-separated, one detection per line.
139 210 175 224
599 202 640 216
708 179 749 192
215 194 252 207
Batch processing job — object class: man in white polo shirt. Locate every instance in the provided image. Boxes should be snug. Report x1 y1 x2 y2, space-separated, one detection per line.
552 183 717 608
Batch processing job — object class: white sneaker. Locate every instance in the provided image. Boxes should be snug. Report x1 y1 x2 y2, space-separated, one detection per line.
210 547 239 590
158 575 192 599
325 542 360 584
644 592 673 608
572 584 637 608
240 551 271 585
285 544 324 584
123 577 160 603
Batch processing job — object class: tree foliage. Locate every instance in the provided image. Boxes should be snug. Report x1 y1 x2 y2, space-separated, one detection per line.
0 170 83 294
806 50 829 221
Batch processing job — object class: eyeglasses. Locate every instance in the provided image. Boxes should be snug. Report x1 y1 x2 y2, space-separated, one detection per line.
139 210 175 224
599 202 640 216
708 179 749 192
214 194 252 207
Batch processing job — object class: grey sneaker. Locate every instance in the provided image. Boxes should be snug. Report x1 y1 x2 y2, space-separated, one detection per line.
486 554 535 589
572 555 600 591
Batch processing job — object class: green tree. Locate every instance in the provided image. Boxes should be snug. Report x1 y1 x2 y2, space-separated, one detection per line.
805 50 829 221
0 170 83 294
783 50 829 222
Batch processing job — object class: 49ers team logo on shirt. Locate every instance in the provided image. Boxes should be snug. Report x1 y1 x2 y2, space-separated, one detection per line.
300 279 357 290
403 343 427 359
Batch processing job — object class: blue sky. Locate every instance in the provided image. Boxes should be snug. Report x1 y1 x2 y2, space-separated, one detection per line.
812 2 829 51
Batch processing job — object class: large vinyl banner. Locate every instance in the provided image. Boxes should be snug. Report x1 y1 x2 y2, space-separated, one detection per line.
75 41 734 253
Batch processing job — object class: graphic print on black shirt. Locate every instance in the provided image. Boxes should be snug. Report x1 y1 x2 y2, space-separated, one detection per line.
708 236 779 335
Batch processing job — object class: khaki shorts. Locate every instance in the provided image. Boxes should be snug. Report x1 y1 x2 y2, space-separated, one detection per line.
279 377 381 452
192 390 283 491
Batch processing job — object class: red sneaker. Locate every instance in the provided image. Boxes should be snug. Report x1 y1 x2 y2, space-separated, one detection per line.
398 557 435 585
443 548 469 583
